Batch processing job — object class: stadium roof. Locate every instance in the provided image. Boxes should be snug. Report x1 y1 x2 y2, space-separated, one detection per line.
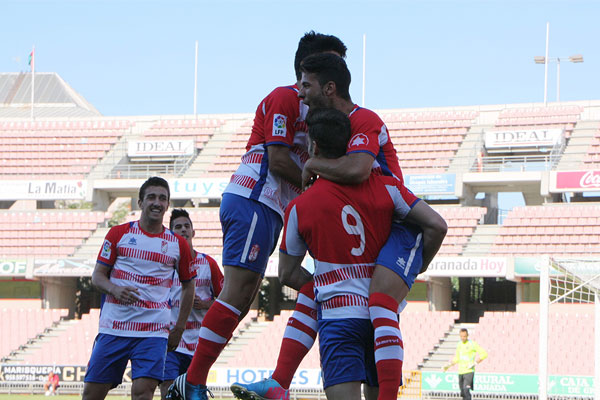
0 72 100 118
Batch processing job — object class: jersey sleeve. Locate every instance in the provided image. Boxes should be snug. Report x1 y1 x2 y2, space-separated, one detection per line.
382 177 420 219
96 224 128 267
346 109 386 158
206 255 224 298
280 203 307 257
262 87 299 148
474 341 488 360
176 237 196 282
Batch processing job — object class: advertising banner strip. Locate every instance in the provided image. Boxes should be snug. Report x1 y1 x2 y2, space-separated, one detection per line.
128 140 195 157
422 257 508 278
555 170 600 191
0 180 87 201
421 372 594 396
484 129 563 149
405 173 456 195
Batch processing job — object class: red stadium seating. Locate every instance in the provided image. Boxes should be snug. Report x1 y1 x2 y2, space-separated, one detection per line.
0 119 132 178
493 105 582 138
206 118 253 177
144 118 226 151
0 307 68 360
473 309 593 375
490 204 600 257
432 206 487 256
0 210 109 258
384 110 479 174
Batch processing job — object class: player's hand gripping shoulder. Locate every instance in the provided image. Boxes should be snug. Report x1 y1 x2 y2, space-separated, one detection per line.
193 297 214 310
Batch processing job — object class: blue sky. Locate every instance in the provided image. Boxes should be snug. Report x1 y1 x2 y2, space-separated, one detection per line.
2 0 599 116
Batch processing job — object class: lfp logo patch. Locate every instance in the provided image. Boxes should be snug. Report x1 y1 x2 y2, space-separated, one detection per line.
272 114 287 137
100 240 112 259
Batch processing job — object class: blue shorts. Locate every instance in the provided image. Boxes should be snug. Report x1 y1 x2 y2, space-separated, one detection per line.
318 318 378 389
220 193 283 275
84 333 167 387
376 222 424 289
163 351 193 381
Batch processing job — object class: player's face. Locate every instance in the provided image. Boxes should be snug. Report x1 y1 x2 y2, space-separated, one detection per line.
171 216 195 246
138 186 169 222
460 331 468 342
299 72 330 109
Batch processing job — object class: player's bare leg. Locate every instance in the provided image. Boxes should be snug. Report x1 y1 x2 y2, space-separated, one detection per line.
160 380 174 400
325 382 362 400
131 377 159 400
82 382 112 400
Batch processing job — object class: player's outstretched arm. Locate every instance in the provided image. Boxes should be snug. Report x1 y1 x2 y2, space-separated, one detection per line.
302 152 374 189
278 253 311 291
404 201 448 273
267 144 303 189
169 279 195 351
91 263 139 304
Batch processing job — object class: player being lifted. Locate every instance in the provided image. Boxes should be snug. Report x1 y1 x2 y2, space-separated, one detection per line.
233 54 447 400
160 209 223 399
166 32 348 400
277 107 420 400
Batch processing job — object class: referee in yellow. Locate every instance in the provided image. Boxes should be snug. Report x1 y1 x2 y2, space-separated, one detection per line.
443 328 487 400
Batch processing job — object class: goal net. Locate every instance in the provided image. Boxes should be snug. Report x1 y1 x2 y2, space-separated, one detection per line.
539 257 600 400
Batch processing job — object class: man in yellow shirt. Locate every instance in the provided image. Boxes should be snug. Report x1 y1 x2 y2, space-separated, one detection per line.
443 328 487 400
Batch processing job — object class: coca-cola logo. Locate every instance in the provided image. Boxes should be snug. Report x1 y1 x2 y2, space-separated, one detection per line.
580 170 600 188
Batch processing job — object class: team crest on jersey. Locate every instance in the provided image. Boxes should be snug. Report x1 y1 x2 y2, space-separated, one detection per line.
101 240 111 259
161 240 168 254
248 244 260 262
128 237 137 246
349 133 369 147
273 114 287 137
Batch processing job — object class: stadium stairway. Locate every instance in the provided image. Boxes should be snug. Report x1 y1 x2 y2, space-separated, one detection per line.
447 125 491 173
87 120 147 180
419 322 478 371
461 224 500 256
2 311 71 364
556 120 600 170
183 116 250 178
214 314 266 366
71 226 110 260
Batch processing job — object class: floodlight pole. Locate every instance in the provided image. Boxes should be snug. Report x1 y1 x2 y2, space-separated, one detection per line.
543 23 549 106
194 40 198 117
362 34 366 107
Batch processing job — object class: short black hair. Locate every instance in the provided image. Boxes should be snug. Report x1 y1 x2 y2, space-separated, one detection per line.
460 328 469 334
300 53 351 101
294 31 347 81
169 208 192 231
306 108 351 159
139 176 170 202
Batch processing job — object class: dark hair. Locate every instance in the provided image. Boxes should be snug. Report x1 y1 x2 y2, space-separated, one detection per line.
460 328 469 334
306 108 351 159
139 176 170 202
169 208 192 230
300 53 351 101
294 31 347 81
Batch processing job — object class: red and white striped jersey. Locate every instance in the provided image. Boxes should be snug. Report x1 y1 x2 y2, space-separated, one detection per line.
280 175 418 320
224 84 309 218
170 252 223 356
96 221 195 338
348 105 404 184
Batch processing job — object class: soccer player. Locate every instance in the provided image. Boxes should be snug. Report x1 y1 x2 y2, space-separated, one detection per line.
280 107 419 400
83 177 196 400
166 33 348 400
160 209 224 399
234 54 447 400
443 328 488 400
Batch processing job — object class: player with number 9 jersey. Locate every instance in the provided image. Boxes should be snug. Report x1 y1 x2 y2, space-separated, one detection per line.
280 174 418 320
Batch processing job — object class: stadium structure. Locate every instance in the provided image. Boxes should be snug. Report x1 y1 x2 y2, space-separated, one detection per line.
0 71 598 399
